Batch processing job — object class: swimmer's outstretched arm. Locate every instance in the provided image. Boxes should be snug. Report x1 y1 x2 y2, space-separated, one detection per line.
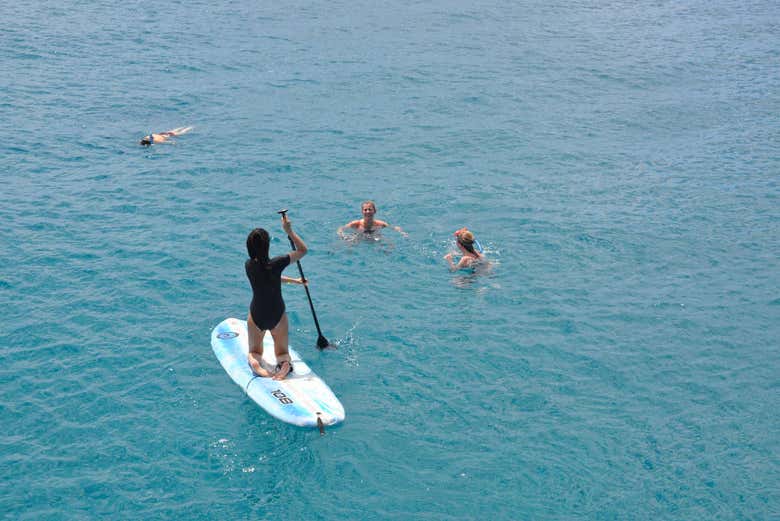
392 225 408 237
375 219 408 237
337 220 360 238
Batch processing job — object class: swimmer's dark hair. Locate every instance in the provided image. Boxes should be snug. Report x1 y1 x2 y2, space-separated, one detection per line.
140 137 152 146
247 228 270 265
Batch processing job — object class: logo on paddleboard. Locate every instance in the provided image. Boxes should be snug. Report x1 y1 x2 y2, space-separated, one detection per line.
217 331 239 339
271 389 293 405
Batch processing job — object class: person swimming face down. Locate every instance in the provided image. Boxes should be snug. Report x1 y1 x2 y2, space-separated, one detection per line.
139 126 193 146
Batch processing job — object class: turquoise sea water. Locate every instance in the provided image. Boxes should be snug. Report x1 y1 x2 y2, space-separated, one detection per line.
2 1 778 519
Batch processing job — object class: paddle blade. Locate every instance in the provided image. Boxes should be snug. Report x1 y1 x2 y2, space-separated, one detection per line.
317 335 334 350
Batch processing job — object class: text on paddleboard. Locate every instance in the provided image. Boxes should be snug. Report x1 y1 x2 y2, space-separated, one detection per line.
271 389 293 405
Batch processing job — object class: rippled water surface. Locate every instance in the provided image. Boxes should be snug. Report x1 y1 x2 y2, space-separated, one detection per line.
1 1 778 519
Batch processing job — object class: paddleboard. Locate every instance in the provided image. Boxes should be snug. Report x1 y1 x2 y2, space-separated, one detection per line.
211 317 345 428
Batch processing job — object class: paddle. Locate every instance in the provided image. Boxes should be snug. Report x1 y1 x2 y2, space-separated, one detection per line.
277 209 332 350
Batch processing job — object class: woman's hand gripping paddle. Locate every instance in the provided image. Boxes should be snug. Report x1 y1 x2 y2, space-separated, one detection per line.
278 209 332 350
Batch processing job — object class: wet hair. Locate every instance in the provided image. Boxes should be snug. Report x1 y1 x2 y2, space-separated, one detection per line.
362 200 376 212
457 230 477 255
246 228 270 264
140 137 152 146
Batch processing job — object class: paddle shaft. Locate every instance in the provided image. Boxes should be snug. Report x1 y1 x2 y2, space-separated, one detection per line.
288 237 325 337
278 210 329 348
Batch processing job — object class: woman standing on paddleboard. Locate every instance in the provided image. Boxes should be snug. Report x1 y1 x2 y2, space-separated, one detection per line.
245 214 307 380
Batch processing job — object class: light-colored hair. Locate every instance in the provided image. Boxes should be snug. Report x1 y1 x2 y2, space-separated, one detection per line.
361 200 376 211
456 229 477 254
457 230 475 246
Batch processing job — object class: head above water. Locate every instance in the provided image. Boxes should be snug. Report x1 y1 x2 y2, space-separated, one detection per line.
454 228 477 254
361 200 377 215
140 135 152 146
246 228 270 261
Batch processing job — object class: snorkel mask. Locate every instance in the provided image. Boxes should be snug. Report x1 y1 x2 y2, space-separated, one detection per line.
454 228 484 254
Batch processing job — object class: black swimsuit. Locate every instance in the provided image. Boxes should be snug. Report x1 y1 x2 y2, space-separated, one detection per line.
245 255 291 330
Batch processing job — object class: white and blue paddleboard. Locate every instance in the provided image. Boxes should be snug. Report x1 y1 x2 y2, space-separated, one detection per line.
211 317 345 428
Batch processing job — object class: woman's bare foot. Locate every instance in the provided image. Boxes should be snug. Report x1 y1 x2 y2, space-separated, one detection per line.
272 360 292 381
248 353 272 377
